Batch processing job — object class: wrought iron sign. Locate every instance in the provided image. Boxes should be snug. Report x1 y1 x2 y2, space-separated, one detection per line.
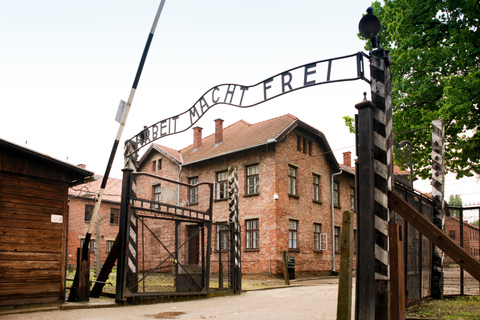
127 51 370 154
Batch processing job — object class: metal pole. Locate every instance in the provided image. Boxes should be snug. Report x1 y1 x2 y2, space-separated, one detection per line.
431 119 445 299
82 0 167 258
116 168 133 303
69 0 167 301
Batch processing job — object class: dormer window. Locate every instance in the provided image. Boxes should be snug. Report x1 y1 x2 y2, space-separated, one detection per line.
296 135 312 156
153 159 162 172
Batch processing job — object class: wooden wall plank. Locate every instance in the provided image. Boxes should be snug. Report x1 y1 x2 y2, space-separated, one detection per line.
0 173 66 197
0 193 64 210
0 252 61 261
0 269 61 278
0 211 53 222
0 235 61 246
0 201 64 216
0 296 62 307
0 260 60 270
0 218 63 231
0 242 62 254
0 226 60 239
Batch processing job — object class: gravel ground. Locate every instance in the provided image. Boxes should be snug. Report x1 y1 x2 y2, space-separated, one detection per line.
1 277 354 320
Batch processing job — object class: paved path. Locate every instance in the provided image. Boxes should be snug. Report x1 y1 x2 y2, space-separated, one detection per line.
2 278 355 320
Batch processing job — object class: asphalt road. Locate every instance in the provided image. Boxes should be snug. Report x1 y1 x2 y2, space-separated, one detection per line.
2 278 355 320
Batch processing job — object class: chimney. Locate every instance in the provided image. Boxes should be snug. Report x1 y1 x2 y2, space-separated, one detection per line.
193 126 203 150
77 164 86 169
343 151 352 167
215 118 224 145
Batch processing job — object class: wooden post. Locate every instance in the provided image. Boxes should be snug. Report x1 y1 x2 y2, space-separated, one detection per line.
355 100 376 320
281 250 290 286
388 191 480 282
337 211 354 320
389 223 405 320
77 247 90 302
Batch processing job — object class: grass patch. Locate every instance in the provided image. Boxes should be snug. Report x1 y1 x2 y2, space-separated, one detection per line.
406 296 480 320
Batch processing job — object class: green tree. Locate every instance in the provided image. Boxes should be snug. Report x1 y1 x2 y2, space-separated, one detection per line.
471 220 479 226
363 1 480 179
448 194 463 218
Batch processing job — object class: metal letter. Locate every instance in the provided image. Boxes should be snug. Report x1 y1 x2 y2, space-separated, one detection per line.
263 77 274 100
281 72 293 93
224 84 236 104
304 63 317 86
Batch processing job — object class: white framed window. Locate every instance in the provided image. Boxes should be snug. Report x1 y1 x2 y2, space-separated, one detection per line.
334 227 341 253
289 220 298 249
314 223 328 251
153 184 161 208
333 182 340 207
350 187 355 210
216 224 229 251
288 166 297 196
216 171 228 200
246 219 259 249
313 174 320 201
246 165 259 195
110 208 119 225
106 240 114 253
189 177 198 204
80 239 95 253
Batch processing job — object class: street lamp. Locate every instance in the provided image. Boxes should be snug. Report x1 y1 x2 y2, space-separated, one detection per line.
358 7 381 48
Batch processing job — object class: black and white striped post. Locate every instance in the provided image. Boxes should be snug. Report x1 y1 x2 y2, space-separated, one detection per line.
68 0 167 302
357 8 393 319
371 47 393 319
431 119 445 299
228 165 241 294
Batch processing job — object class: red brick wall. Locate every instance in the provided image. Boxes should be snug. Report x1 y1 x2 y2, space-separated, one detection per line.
135 128 357 276
66 197 120 268
444 216 480 264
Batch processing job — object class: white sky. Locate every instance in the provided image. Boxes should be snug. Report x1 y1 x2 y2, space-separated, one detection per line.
1 0 478 213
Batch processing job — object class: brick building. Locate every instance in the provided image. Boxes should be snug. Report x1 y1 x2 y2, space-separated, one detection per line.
66 170 122 271
444 215 480 264
135 114 357 276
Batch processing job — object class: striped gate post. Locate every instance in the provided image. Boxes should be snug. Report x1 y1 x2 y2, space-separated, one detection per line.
124 141 139 294
371 48 393 319
228 165 241 294
431 119 445 299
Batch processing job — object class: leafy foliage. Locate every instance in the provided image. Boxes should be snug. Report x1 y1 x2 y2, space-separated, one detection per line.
363 0 480 179
342 115 355 134
448 194 463 217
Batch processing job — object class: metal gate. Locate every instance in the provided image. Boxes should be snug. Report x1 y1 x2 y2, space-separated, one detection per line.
116 170 234 302
393 180 434 304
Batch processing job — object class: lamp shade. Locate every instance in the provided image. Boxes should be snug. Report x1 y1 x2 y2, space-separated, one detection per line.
358 7 381 39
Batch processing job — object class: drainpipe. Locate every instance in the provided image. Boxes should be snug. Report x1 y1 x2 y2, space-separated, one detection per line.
177 165 183 206
331 169 343 273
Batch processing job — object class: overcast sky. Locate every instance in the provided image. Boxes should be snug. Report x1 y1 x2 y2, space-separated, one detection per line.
1 1 478 216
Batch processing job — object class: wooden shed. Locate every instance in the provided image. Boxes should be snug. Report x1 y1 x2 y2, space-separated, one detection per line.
0 139 94 306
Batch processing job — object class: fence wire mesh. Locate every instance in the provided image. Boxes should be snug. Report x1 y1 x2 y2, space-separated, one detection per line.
394 181 480 302
443 207 480 296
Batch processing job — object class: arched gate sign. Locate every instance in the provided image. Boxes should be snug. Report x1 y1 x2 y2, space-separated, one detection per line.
125 52 370 156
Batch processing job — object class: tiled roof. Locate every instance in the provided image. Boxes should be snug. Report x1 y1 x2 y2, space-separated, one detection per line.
137 143 182 168
146 114 338 169
68 175 122 203
181 114 298 165
340 164 355 175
